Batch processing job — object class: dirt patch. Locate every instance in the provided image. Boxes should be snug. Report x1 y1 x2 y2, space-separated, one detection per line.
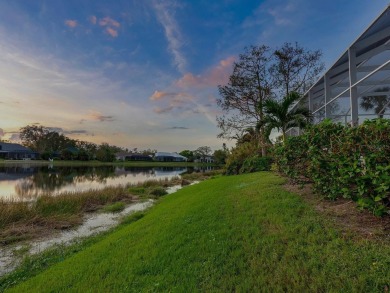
284 182 390 241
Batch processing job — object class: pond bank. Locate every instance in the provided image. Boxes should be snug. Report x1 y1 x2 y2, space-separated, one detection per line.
0 179 202 278
0 200 154 277
2 172 389 292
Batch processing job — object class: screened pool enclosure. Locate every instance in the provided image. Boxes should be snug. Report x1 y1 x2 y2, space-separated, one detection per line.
288 5 390 136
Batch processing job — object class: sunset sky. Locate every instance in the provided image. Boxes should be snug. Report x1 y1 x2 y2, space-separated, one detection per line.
0 0 388 152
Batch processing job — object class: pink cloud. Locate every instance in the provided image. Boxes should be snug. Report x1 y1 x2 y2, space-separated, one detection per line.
89 15 97 25
176 56 235 88
99 16 120 28
64 19 78 28
150 91 175 101
105 27 118 38
150 91 195 114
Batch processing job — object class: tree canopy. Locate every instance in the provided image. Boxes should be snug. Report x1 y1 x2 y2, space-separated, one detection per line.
217 42 324 147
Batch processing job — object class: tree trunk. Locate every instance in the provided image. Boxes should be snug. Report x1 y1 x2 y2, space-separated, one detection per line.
282 131 286 145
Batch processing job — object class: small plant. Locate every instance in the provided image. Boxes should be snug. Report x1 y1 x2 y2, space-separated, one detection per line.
149 187 168 197
128 187 147 195
102 202 125 213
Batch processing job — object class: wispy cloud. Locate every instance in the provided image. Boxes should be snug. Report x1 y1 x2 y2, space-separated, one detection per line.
64 19 78 28
267 4 295 26
242 0 300 30
167 126 189 130
154 106 175 114
89 15 97 25
150 91 194 114
149 88 218 126
176 56 235 88
46 127 89 135
87 111 115 122
150 90 176 101
152 0 186 73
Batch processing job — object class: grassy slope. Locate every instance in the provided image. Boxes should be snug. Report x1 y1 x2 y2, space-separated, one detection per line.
5 172 390 292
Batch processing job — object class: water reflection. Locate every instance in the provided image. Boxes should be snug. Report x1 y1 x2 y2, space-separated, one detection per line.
0 165 213 201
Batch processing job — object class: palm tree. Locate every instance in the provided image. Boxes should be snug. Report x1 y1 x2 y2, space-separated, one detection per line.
260 92 312 143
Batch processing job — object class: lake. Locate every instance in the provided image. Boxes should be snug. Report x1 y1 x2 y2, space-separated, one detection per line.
0 164 213 201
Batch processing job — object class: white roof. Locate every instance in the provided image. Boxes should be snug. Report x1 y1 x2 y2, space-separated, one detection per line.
155 152 187 159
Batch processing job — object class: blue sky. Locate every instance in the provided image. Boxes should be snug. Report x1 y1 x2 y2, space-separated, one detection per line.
0 0 388 151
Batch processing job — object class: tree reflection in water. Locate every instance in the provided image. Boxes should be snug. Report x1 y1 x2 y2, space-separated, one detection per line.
0 165 215 201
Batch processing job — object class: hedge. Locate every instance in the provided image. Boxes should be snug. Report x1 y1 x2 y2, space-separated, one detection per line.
273 119 390 216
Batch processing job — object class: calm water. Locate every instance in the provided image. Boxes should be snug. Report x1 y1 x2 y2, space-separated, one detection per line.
0 164 213 201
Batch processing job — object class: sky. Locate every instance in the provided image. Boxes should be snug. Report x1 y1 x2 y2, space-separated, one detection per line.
0 0 388 152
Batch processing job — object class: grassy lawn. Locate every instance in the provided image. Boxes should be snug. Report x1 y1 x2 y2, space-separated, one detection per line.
2 172 389 292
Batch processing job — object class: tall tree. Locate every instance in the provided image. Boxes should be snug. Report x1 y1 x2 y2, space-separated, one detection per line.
261 92 312 143
217 45 272 156
271 42 324 97
179 150 194 162
20 125 50 153
193 146 212 161
217 43 323 154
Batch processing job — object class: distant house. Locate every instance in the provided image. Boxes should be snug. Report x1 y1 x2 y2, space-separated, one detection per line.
154 152 187 162
115 152 129 161
127 153 153 161
194 155 215 164
115 152 153 161
0 142 39 160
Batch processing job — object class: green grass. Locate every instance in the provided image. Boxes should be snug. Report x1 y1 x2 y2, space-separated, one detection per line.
2 172 390 292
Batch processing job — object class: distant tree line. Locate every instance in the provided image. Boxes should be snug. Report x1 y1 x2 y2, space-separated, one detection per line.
18 125 156 162
179 145 229 165
18 125 226 164
19 125 122 162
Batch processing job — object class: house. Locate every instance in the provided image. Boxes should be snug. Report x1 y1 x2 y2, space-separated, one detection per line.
115 152 153 161
127 153 153 161
0 142 39 160
194 155 215 164
154 152 188 162
115 152 129 161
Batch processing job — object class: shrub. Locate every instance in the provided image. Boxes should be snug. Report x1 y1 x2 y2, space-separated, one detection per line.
240 156 272 173
273 119 390 216
225 142 260 175
149 187 168 197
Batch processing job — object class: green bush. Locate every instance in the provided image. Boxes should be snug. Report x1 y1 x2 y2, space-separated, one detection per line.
240 156 272 173
149 187 168 197
274 119 390 216
225 142 260 175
